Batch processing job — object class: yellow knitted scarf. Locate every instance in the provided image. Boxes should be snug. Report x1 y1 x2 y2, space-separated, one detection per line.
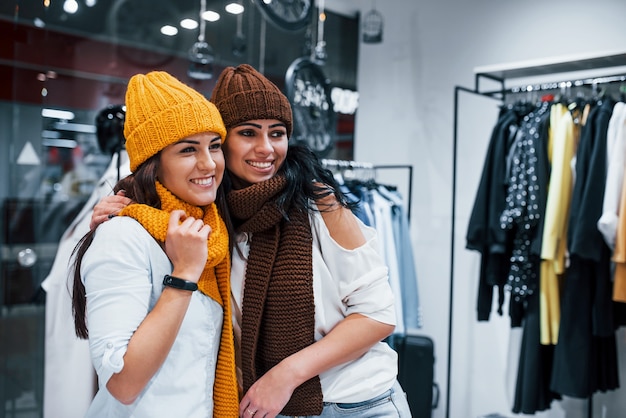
119 181 238 417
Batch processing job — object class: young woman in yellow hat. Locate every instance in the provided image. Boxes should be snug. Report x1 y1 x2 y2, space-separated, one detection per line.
72 71 238 417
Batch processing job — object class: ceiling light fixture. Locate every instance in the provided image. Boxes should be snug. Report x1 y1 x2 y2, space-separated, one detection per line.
231 0 246 56
180 18 199 30
201 10 220 22
313 0 327 64
63 0 78 14
188 0 215 80
160 25 178 36
225 3 244 14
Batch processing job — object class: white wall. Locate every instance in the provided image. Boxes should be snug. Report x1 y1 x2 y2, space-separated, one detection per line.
353 1 626 417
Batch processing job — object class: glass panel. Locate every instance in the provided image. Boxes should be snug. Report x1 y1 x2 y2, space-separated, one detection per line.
0 2 359 416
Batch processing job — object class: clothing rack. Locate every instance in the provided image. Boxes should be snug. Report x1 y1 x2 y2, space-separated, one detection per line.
475 73 626 100
321 159 414 220
448 51 626 418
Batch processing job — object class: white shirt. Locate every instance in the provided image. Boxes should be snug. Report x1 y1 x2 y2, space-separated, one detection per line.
82 217 222 418
230 210 398 403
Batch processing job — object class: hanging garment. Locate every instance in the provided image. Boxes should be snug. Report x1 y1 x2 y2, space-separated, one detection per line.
539 104 577 345
466 106 519 320
597 102 626 249
377 185 422 329
41 152 130 418
337 171 422 331
501 101 551 328
512 288 561 414
551 98 620 398
370 189 405 334
506 102 556 415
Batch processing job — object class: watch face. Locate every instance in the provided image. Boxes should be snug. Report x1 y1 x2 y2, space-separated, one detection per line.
255 0 313 31
285 57 336 157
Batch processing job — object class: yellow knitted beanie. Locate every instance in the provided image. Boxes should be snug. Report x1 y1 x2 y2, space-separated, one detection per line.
124 71 227 172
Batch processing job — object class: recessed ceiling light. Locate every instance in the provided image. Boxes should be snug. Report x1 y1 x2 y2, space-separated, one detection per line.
63 0 78 14
225 3 244 14
180 18 198 29
161 25 178 36
201 10 220 22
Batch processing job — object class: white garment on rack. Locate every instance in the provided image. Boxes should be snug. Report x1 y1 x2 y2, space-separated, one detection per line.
370 190 405 334
41 151 130 418
598 102 626 249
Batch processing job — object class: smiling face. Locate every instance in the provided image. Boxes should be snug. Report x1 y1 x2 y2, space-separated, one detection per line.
157 132 225 206
223 119 289 187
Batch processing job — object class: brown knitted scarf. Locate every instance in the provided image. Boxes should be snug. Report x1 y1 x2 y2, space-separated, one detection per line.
227 175 323 415
119 181 239 417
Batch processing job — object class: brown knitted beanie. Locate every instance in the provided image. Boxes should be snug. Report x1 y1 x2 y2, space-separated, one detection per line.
124 71 226 172
210 64 293 136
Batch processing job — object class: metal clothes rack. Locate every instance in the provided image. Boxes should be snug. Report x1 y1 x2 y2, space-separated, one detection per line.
448 51 626 418
321 158 414 220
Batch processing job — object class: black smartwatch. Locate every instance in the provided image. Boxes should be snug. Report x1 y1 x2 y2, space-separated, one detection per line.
163 274 198 292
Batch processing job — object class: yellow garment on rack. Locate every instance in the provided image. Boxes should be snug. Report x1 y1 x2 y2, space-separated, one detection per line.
612 113 626 301
539 103 577 345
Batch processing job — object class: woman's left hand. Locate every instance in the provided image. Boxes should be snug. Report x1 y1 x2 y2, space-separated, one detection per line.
165 210 211 282
239 364 296 418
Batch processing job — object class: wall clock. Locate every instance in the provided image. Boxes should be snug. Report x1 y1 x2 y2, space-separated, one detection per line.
285 57 336 157
255 0 313 31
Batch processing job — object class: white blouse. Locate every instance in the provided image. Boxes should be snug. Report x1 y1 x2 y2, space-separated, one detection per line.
81 217 222 417
230 209 398 403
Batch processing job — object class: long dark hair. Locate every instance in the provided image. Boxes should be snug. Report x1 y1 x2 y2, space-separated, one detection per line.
71 154 234 339
275 143 357 213
221 143 356 219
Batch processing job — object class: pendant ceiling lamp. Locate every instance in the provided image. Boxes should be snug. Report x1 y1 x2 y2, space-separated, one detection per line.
188 0 215 80
312 0 327 64
231 1 246 57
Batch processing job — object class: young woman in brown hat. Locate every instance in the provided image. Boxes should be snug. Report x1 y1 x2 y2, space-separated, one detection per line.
91 64 411 418
72 71 238 417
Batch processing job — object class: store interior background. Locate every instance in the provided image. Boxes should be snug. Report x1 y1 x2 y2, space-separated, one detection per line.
2 0 626 417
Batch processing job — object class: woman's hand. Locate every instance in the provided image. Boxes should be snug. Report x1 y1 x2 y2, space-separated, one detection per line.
165 210 211 282
239 314 394 418
90 190 133 230
239 363 296 418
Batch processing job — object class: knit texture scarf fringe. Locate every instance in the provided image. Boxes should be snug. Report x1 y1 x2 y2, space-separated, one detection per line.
227 175 323 415
119 181 239 417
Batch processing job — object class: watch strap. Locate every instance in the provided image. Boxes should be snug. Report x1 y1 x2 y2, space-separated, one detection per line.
163 274 198 291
